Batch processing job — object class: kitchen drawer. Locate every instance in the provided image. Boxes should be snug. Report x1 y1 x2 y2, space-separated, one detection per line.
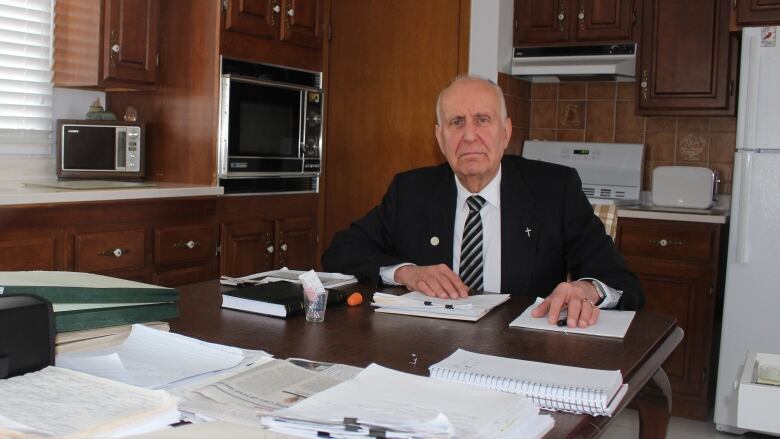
73 229 146 272
154 224 215 266
617 222 716 261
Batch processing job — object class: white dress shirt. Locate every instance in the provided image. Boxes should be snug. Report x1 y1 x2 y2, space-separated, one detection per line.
379 166 622 308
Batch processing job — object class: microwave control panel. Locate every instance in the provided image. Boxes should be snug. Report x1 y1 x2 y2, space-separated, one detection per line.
304 90 323 158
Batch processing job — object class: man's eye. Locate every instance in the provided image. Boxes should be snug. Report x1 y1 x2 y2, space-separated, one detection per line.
450 119 464 127
477 116 490 125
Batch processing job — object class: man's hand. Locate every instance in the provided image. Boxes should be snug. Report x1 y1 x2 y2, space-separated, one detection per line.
394 264 469 299
531 280 601 328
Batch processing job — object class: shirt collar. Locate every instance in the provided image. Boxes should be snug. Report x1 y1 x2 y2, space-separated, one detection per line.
454 165 502 209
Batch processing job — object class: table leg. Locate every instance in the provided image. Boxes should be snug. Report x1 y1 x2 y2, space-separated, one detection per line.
635 368 672 439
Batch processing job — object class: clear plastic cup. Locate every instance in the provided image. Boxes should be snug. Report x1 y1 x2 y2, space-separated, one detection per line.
304 290 328 322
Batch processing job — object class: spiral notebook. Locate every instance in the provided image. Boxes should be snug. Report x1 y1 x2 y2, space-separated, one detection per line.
429 349 627 416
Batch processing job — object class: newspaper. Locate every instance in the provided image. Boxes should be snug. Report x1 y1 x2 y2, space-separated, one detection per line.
179 358 362 426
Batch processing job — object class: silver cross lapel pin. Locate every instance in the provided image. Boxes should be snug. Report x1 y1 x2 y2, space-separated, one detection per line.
524 227 532 238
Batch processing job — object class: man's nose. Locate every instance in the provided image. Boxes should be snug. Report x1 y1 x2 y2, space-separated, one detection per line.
462 120 477 141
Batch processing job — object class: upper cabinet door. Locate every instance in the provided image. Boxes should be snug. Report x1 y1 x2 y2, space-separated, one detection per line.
103 0 159 84
637 0 737 116
279 0 322 48
573 0 634 42
514 0 570 45
735 0 780 25
224 0 280 39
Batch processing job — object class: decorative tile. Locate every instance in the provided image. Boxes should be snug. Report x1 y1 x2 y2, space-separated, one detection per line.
677 131 709 162
615 131 644 143
587 82 616 100
586 101 616 130
558 101 585 129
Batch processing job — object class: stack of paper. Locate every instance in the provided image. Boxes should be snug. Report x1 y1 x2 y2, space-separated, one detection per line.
221 268 358 289
55 321 170 354
509 297 636 338
262 364 554 438
56 324 246 389
371 291 510 321
0 366 179 438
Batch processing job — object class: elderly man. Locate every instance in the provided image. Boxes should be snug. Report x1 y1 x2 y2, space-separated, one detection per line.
322 75 642 327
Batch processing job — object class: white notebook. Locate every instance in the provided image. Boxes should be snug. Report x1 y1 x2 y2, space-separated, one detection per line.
371 291 510 321
509 297 636 338
429 349 628 416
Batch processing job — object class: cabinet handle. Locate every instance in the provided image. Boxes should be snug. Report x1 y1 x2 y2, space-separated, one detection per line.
280 243 288 252
109 31 119 67
578 6 585 30
98 248 128 258
640 69 649 100
285 8 293 28
266 245 275 254
649 238 683 247
557 10 566 31
270 1 280 25
173 240 200 249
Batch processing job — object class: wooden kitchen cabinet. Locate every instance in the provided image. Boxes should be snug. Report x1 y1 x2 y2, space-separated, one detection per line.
733 0 780 26
637 0 738 116
54 0 159 90
222 0 323 70
219 194 318 277
514 0 635 46
0 198 218 287
617 217 726 419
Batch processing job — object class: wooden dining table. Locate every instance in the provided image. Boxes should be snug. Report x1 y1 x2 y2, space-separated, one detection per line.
171 280 682 439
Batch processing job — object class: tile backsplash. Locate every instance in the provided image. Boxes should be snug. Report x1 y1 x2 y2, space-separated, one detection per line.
497 73 736 195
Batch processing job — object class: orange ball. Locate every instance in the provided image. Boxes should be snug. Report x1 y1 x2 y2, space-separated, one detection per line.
347 292 363 306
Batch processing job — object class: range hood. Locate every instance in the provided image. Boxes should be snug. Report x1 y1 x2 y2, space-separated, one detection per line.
511 44 636 82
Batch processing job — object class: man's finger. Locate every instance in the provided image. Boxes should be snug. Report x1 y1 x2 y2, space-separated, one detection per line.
578 299 592 328
547 295 565 324
531 298 550 318
438 265 469 298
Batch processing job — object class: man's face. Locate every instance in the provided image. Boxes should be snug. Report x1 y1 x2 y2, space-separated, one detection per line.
435 80 511 185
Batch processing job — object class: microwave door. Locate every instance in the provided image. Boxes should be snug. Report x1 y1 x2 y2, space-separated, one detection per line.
62 126 117 171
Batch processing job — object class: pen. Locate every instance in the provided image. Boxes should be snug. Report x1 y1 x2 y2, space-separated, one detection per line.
556 309 569 327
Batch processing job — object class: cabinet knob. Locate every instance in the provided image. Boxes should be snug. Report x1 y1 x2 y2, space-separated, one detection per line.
273 5 280 13
558 12 565 21
111 44 120 53
287 8 294 17
99 248 128 257
266 245 275 254
578 12 585 20
280 243 288 252
649 238 683 247
174 240 200 249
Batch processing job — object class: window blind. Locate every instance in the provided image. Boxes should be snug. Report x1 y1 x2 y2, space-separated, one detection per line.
0 0 52 155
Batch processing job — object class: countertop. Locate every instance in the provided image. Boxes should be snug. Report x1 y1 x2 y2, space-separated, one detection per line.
614 193 730 224
0 179 223 206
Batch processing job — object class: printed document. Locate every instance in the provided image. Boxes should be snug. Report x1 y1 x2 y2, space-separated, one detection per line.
56 324 246 388
180 358 362 426
510 297 636 338
0 366 178 438
263 364 554 438
220 267 357 289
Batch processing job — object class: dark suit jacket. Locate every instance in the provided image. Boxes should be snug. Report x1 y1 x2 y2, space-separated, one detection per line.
322 155 643 310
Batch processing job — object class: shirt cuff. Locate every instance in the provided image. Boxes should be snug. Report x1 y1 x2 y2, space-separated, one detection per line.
578 277 623 309
379 262 415 286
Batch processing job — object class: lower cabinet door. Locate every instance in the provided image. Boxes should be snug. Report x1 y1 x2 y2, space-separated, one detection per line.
220 220 275 277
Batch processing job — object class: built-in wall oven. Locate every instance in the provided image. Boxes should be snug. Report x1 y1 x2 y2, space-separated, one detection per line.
218 58 322 193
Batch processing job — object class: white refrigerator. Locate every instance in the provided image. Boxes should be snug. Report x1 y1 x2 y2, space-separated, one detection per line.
714 27 780 433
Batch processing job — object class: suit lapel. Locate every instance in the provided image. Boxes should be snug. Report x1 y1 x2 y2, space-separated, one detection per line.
422 169 457 267
500 160 539 295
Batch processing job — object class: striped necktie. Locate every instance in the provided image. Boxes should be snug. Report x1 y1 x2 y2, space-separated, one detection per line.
460 195 486 291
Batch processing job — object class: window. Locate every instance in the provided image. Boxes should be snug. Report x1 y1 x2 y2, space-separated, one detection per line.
0 0 53 155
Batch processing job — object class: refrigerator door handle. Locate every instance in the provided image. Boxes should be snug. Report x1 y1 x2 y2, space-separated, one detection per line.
736 152 753 264
737 32 760 150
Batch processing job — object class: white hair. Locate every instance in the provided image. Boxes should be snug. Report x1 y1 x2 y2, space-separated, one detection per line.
435 74 508 126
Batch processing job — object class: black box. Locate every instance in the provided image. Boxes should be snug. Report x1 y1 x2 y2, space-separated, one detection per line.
0 294 55 379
